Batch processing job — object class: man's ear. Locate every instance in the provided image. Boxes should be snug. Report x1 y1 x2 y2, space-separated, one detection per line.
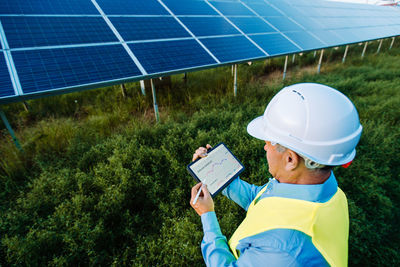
285 150 300 171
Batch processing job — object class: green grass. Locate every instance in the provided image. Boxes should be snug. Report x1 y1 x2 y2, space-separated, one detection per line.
0 39 399 266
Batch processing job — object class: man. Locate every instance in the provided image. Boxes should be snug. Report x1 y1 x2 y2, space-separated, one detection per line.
190 83 362 266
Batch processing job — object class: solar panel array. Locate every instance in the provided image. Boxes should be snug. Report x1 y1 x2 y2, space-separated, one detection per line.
0 0 399 103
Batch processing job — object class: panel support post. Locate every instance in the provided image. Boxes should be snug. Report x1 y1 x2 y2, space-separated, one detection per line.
183 72 187 83
233 64 238 97
317 49 324 74
361 42 368 58
389 37 395 50
139 80 146 96
231 65 234 76
283 56 288 80
342 45 349 63
120 84 127 98
377 39 383 54
313 50 317 57
150 79 160 123
292 54 296 63
22 101 29 112
0 109 23 151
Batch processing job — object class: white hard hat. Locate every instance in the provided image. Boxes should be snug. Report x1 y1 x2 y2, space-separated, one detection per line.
247 83 362 166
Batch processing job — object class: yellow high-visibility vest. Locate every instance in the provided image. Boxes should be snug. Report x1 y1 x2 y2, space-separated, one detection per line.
228 183 349 267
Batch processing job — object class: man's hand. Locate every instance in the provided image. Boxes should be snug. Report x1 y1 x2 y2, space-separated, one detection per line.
190 182 214 216
192 144 212 162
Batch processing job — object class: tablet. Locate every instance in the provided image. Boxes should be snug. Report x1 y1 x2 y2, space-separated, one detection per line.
187 143 244 197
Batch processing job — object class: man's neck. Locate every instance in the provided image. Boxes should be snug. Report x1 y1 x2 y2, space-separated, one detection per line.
277 169 331 185
295 171 331 185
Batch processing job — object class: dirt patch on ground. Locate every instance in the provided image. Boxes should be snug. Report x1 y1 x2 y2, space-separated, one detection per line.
258 64 320 86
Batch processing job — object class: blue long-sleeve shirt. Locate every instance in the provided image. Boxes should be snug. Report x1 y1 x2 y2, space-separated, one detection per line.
200 173 339 266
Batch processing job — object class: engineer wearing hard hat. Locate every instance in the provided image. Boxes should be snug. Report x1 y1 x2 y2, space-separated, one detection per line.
190 83 362 267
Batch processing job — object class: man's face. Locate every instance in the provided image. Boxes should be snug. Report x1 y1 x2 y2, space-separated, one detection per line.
264 141 285 180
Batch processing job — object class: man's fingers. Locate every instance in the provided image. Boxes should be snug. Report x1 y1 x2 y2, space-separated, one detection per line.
201 185 211 199
191 182 202 199
192 147 208 161
206 144 212 150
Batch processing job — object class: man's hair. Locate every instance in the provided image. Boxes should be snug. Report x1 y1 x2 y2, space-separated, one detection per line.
275 143 332 173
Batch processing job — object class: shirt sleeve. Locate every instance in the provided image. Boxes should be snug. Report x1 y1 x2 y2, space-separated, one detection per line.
200 211 237 266
222 178 265 210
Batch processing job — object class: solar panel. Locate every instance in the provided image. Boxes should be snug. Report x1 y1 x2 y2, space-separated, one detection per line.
309 30 346 47
288 16 324 30
0 52 14 98
96 0 168 15
162 0 218 15
284 31 326 50
228 17 276 35
179 17 240 37
0 0 99 15
2 17 118 49
12 45 142 94
250 33 301 56
110 17 190 42
334 28 367 43
244 2 282 17
0 0 399 104
200 36 265 63
129 39 216 74
264 17 304 32
208 1 255 16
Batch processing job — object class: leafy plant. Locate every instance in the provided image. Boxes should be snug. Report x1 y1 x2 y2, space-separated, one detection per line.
0 43 399 266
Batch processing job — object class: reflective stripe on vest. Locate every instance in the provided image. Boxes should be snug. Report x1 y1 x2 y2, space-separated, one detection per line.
228 183 349 267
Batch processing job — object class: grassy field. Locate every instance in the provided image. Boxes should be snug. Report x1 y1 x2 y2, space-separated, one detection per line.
1 40 399 266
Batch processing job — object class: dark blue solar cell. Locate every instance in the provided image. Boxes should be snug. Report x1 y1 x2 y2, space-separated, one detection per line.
12 45 142 94
355 27 379 40
275 4 307 18
290 15 323 30
0 53 15 98
228 17 276 34
2 17 118 49
241 0 265 3
316 18 335 30
162 0 218 15
97 0 168 15
200 36 265 63
377 26 400 38
180 17 240 37
129 40 216 74
250 33 300 56
209 1 254 16
310 30 345 46
284 31 326 50
110 17 190 42
264 17 303 32
0 0 98 15
245 2 282 16
267 0 292 10
333 28 365 44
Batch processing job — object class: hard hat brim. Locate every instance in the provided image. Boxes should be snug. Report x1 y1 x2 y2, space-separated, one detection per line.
247 116 269 141
247 115 358 166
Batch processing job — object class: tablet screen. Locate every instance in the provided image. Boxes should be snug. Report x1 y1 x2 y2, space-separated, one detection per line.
187 143 244 196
